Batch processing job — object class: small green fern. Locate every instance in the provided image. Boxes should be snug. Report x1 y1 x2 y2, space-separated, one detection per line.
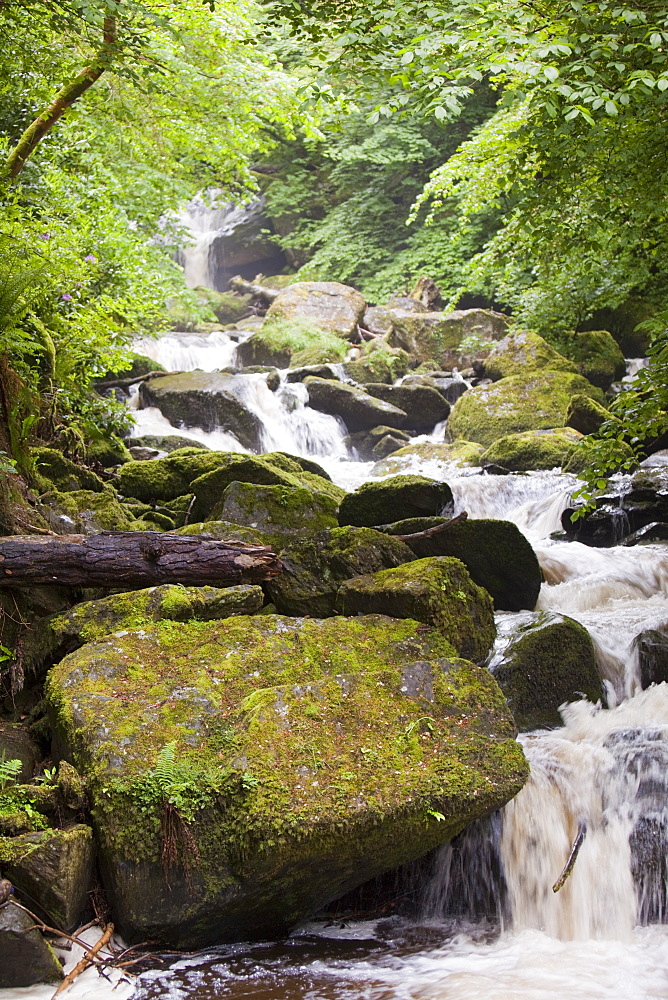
0 750 22 791
152 741 178 794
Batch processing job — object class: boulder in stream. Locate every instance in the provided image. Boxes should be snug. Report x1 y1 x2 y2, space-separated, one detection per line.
338 475 453 527
45 614 527 947
304 376 407 432
365 382 450 431
483 330 577 381
265 281 366 337
388 309 510 365
487 611 602 730
480 427 584 473
0 900 63 987
213 481 339 547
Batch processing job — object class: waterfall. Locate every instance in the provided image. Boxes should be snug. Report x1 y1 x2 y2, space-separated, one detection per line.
134 330 238 372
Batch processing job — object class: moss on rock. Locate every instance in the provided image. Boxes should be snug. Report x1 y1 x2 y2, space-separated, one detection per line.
480 428 584 473
335 557 496 664
562 330 627 389
371 441 484 477
39 487 136 533
447 372 606 447
267 526 415 617
213 482 339 548
338 475 453 527
484 330 578 381
87 435 132 467
31 448 105 494
565 393 617 435
45 614 526 946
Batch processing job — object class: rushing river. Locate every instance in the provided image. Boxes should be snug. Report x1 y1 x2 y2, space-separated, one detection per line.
27 326 668 1000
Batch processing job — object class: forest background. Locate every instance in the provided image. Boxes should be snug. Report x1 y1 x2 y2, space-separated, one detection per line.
0 0 667 493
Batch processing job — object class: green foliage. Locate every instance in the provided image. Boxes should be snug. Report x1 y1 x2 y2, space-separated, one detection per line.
0 751 22 791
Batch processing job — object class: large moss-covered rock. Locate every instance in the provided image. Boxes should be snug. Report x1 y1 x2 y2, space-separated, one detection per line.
267 526 415 617
214 482 339 547
342 346 411 385
382 517 541 612
139 372 264 448
565 393 616 435
195 287 251 325
265 281 366 337
339 475 453 527
129 434 211 453
304 376 407 432
46 614 526 946
87 434 132 467
175 520 267 544
487 611 603 730
31 447 105 494
1 825 94 930
365 383 450 431
388 309 510 365
0 901 63 986
483 330 578 381
336 557 496 663
371 441 484 476
447 372 606 447
563 329 627 389
39 487 137 533
480 427 584 473
237 318 348 368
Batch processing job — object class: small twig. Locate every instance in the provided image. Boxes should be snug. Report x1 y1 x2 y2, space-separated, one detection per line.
96 370 180 390
389 510 469 542
13 516 56 536
553 820 587 892
183 493 196 527
52 922 114 997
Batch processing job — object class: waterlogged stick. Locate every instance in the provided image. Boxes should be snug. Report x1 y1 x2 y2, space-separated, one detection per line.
553 820 587 892
52 922 115 997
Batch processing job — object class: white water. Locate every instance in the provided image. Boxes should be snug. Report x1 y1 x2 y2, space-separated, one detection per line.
94 334 668 997
134 330 238 372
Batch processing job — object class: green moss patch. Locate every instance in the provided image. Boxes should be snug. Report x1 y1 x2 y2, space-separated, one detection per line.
338 474 453 527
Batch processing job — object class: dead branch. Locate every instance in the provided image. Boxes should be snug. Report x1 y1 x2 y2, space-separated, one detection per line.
553 820 587 892
389 511 469 541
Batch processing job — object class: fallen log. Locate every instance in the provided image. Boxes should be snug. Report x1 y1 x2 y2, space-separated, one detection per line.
228 274 279 304
96 370 180 391
0 531 282 588
383 511 469 542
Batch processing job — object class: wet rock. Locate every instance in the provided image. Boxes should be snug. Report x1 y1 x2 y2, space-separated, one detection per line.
338 475 454 527
128 434 211 453
403 372 470 405
480 428 584 473
487 611 602 730
46 614 526 946
2 825 94 930
345 426 411 462
214 481 339 547
139 371 264 448
39 486 137 533
562 471 668 545
565 393 616 435
266 281 366 337
0 723 38 784
382 516 542 612
365 383 450 431
633 630 668 688
371 441 484 476
267 526 415 617
388 309 510 366
285 363 342 383
341 348 411 385
448 372 606 447
304 376 407 432
483 330 578 381
335 556 496 664
0 900 63 986
128 446 162 461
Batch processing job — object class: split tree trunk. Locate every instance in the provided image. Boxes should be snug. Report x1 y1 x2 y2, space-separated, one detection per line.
0 532 282 588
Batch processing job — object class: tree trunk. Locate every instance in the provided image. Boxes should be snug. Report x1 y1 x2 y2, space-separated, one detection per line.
4 17 117 179
0 532 282 588
228 275 279 304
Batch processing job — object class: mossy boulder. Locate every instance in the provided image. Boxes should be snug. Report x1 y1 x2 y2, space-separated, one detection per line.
267 526 415 617
488 611 603 730
1 825 94 930
346 426 411 462
388 309 510 365
382 517 541 612
365 383 450 431
139 372 264 448
562 330 627 389
195 287 251 325
483 330 578 381
342 346 411 385
447 372 606 447
265 281 366 338
87 434 132 467
304 376 407 433
175 520 268 544
0 901 63 986
214 482 339 547
128 434 210 453
565 393 616 435
336 557 496 664
371 441 484 477
39 487 137 533
480 427 584 473
338 475 453 528
45 614 526 946
238 318 349 368
31 447 105 494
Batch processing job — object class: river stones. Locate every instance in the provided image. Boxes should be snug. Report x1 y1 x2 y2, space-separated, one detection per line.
381 517 542 612
388 309 510 366
336 557 496 664
632 630 668 689
265 281 367 337
0 900 63 987
487 611 602 730
483 330 577 381
1 825 94 930
338 475 453 527
267 526 415 617
365 383 450 431
139 371 264 447
45 614 526 946
480 428 584 473
447 372 606 447
304 376 407 432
